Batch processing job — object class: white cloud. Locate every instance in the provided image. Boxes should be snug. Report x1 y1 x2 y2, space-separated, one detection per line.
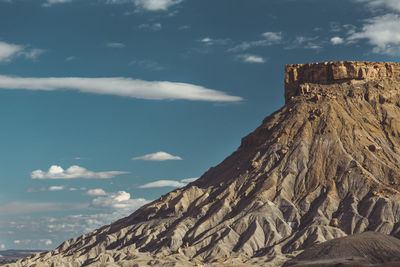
106 42 125 48
229 31 282 52
42 0 72 7
0 75 242 102
285 36 322 50
237 54 265 64
0 244 5 249
199 37 230 46
261 32 283 42
0 41 22 62
180 177 198 183
86 188 107 196
138 23 162 31
201 37 212 43
22 48 45 60
133 0 182 11
355 0 400 12
139 180 186 188
91 191 149 210
132 151 182 161
331 36 344 45
41 239 52 246
0 41 44 62
48 185 66 191
13 240 20 245
30 165 129 179
106 0 182 11
139 177 198 188
348 13 400 54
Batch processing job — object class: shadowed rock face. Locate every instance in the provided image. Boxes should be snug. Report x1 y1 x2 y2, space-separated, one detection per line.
8 61 400 267
284 232 400 266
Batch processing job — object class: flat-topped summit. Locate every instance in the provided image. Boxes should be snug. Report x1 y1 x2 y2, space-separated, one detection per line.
285 61 400 102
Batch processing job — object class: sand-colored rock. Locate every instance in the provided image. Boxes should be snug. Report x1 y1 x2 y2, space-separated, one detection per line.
6 61 400 267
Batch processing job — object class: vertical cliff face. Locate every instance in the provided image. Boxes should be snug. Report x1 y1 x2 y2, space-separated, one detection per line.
285 61 400 102
8 62 400 267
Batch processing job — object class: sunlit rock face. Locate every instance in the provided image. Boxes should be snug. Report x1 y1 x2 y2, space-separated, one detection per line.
8 61 400 267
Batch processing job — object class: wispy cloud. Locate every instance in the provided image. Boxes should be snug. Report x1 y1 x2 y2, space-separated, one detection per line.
138 177 198 188
132 0 182 11
20 48 45 60
347 13 400 54
236 54 265 64
200 37 231 46
0 42 22 62
180 177 198 183
0 75 242 102
106 42 125 48
229 31 282 52
330 36 345 45
66 56 76 61
42 0 72 7
107 0 182 11
91 191 149 210
354 0 400 12
86 188 107 196
30 165 129 179
132 151 182 161
48 185 66 191
0 41 44 62
138 23 162 31
285 36 322 50
261 32 283 42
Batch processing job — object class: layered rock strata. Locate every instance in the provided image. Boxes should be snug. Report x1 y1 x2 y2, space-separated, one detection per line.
285 61 400 102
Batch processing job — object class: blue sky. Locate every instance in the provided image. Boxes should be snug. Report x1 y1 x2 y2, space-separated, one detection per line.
0 0 399 250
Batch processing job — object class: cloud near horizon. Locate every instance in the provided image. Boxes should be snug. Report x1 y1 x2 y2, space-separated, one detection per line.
0 75 242 102
31 165 129 179
132 151 183 161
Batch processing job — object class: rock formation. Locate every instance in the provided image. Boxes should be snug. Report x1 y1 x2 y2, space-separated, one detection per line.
284 232 400 266
7 61 400 266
